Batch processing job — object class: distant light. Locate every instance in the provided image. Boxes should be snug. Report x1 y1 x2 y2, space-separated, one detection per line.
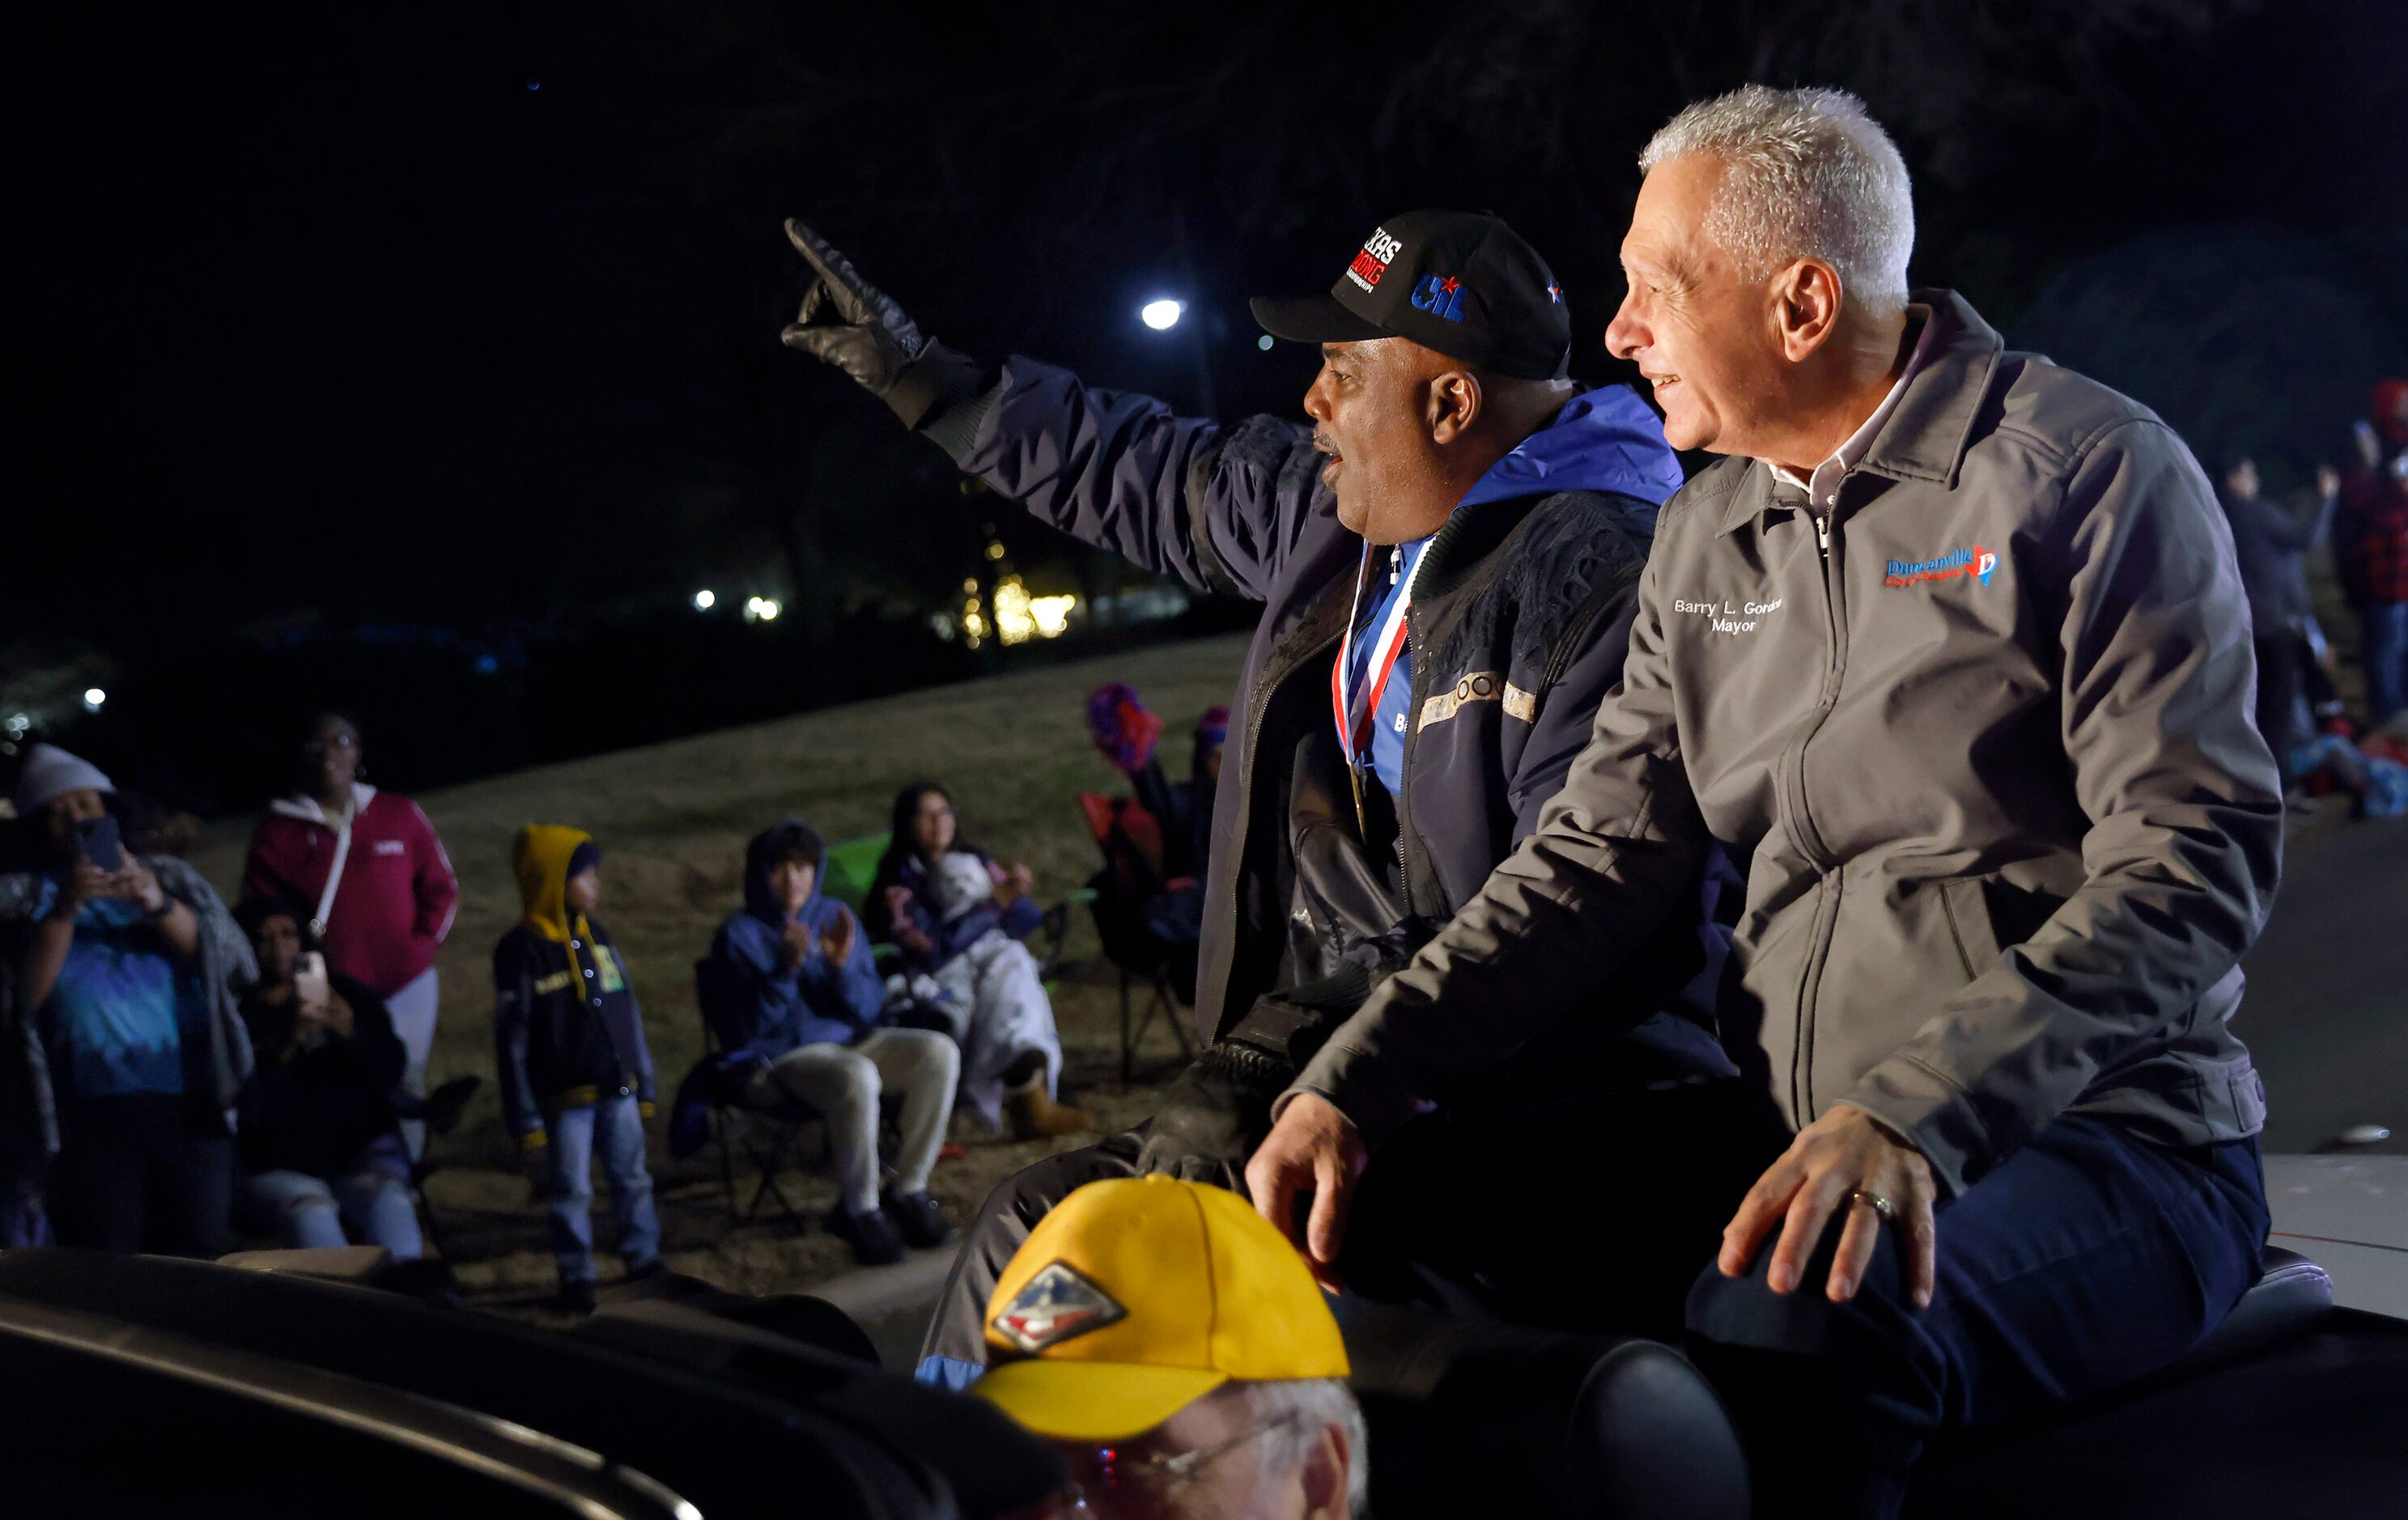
1029 593 1077 639
1140 299 1184 331
744 596 782 623
472 654 500 676
526 79 542 91
693 588 716 610
4 713 28 737
83 688 107 713
1257 334 1274 351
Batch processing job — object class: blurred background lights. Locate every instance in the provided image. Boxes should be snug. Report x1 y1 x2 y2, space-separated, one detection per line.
1140 298 1184 331
692 588 716 610
1257 333 1274 350
83 688 108 712
742 596 781 623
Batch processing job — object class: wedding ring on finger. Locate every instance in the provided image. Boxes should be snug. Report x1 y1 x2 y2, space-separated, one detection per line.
1849 1189 1896 1223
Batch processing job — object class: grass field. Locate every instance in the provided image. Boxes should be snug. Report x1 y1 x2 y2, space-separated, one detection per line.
185 633 1248 1303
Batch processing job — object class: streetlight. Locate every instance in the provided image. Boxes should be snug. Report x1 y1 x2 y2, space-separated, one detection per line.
693 588 716 611
1140 298 1184 331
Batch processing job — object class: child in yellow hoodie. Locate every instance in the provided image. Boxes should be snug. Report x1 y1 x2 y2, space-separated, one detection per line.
494 826 660 1312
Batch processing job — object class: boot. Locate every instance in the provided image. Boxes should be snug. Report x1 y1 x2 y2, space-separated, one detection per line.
1008 1077 1092 1140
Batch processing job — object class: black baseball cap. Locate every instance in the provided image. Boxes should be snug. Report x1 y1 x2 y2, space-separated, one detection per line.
1251 209 1571 381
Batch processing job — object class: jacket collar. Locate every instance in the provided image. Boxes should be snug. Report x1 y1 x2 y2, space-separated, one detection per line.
1718 289 2006 536
268 781 379 825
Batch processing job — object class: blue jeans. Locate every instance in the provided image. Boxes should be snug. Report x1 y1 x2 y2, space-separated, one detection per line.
1686 1115 2267 1518
240 1136 423 1260
2358 601 2407 724
547 1095 660 1285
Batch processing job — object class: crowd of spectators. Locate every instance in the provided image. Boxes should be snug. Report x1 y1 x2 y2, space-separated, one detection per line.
1 703 1178 1288
2216 383 2408 816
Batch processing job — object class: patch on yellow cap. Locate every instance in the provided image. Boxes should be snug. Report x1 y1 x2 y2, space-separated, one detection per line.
973 1175 1348 1442
990 1261 1128 1354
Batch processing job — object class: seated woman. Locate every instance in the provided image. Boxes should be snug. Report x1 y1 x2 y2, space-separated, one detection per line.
865 783 1087 1138
232 898 421 1259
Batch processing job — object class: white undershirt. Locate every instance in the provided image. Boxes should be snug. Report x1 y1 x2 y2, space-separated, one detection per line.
1768 304 1935 512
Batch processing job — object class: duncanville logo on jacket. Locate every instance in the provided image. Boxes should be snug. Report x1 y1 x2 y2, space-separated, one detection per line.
1884 545 1998 590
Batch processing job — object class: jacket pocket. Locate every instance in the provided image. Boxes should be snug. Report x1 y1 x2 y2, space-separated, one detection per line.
1941 873 2070 977
1939 877 1997 979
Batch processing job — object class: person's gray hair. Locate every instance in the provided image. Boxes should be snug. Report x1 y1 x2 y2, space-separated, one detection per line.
1231 1378 1369 1511
1637 84 1914 317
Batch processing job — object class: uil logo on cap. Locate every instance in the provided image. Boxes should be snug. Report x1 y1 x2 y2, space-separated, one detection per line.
991 1261 1129 1354
1410 273 1467 322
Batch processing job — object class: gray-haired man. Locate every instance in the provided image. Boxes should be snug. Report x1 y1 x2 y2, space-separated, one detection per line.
1249 86 2279 1515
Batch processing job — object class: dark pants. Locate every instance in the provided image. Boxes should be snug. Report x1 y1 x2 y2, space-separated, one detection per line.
2253 630 2309 780
1688 1115 2266 1518
48 1093 236 1257
916 1018 1757 1385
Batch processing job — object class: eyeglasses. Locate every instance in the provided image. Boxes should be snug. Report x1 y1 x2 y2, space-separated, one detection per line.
304 733 358 755
1055 1411 1300 1516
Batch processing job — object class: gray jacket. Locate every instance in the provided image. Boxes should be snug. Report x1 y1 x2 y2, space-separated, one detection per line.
1295 291 2283 1195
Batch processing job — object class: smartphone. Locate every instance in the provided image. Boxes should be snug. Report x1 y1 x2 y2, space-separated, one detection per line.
75 814 125 873
295 951 330 1014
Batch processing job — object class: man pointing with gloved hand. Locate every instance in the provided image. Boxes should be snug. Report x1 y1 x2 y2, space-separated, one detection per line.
782 209 1760 1388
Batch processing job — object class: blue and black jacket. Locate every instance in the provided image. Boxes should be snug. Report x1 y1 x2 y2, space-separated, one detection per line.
920 361 1727 1069
494 826 656 1148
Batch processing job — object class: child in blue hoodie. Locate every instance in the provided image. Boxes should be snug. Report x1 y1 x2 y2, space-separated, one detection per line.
495 826 660 1312
705 820 958 1266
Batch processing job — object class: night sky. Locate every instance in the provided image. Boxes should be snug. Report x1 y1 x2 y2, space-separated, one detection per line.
11 0 2405 795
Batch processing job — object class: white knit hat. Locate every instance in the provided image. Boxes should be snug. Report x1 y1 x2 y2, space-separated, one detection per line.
12 744 116 817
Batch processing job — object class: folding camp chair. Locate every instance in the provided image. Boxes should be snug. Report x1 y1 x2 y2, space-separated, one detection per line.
818 830 905 975
692 956 822 1228
1078 793 1201 1081
394 1076 479 1262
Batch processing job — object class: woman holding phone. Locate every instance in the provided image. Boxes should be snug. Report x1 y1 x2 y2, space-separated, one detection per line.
1 745 255 1253
231 898 420 1258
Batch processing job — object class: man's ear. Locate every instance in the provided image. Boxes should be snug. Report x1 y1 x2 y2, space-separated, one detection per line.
1299 1420 1352 1519
1426 370 1483 445
1772 258 1844 363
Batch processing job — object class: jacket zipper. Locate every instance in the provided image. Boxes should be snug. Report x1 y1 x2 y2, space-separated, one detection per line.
1394 604 1416 900
1390 516 1474 914
1782 503 1849 1119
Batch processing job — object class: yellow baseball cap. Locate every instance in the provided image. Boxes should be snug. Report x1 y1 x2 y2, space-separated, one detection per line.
972 1175 1350 1442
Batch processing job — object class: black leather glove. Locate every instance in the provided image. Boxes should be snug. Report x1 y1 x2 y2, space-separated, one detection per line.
780 219 983 430
1135 1041 1293 1191
1133 970 1370 1190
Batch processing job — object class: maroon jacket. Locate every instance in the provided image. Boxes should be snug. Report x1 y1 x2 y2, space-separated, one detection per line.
241 785 458 997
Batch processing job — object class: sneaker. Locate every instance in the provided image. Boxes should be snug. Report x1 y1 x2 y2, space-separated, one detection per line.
883 1189 956 1251
556 1279 598 1315
830 1204 907 1267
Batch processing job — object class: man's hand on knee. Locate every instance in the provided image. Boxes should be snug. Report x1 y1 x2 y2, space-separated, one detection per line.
1246 1093 1368 1293
1718 1105 1938 1308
